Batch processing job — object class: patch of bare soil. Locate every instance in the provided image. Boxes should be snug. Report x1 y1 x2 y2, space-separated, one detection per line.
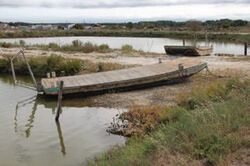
149 149 203 166
224 148 250 166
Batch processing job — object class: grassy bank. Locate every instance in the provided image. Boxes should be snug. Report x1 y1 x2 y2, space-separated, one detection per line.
0 54 131 77
1 30 250 43
90 78 250 166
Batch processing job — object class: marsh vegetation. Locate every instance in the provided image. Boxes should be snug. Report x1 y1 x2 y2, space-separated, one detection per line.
91 78 250 166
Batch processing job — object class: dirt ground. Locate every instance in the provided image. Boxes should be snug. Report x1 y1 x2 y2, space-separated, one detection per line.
1 47 250 108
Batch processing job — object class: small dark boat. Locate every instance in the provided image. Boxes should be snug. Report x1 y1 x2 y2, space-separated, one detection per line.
164 45 213 56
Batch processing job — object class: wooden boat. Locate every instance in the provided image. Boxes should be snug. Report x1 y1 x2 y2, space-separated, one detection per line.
164 45 213 56
40 59 207 96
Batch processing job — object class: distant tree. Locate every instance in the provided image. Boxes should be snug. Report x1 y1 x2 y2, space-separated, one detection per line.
126 22 133 29
72 24 84 30
57 25 65 30
231 20 248 27
185 20 202 31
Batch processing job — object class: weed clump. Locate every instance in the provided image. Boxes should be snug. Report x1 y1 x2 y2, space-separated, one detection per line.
97 44 111 53
121 44 134 54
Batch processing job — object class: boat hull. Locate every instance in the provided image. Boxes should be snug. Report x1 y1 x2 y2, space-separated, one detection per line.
41 60 207 96
164 46 213 56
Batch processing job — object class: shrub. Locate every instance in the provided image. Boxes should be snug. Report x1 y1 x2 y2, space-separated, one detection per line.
0 58 8 72
48 42 60 49
72 40 82 47
0 42 12 48
121 44 134 54
177 81 229 110
97 44 111 53
82 42 97 53
19 40 26 47
63 59 82 75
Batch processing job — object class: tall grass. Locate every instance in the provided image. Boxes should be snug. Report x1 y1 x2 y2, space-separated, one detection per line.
0 54 130 77
89 78 250 166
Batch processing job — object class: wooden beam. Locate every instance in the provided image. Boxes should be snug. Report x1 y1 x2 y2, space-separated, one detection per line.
245 42 248 56
55 81 64 122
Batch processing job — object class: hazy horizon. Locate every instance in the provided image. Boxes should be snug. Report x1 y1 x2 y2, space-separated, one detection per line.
0 0 250 23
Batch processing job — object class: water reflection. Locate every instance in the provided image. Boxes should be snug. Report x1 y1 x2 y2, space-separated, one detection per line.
0 75 126 166
15 95 67 155
0 36 249 54
56 121 66 156
14 95 37 134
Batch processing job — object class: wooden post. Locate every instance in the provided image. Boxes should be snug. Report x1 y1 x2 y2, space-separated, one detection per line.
55 81 63 122
51 71 56 78
20 50 37 88
183 39 186 46
10 59 17 84
244 42 248 56
158 58 162 64
178 64 184 77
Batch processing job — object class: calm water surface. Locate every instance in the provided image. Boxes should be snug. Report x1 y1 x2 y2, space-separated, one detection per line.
0 75 126 166
0 36 249 54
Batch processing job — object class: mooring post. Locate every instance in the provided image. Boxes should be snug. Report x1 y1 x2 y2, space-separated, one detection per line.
178 64 184 77
20 50 37 88
183 39 186 46
55 81 64 122
10 58 17 84
244 42 248 56
158 58 162 64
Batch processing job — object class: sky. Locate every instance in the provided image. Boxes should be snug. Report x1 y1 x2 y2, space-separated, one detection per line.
0 0 250 23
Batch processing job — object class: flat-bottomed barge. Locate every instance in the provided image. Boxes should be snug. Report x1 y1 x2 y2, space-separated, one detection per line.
40 58 207 96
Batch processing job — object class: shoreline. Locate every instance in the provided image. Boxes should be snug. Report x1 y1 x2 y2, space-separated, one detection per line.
1 30 250 43
1 47 250 108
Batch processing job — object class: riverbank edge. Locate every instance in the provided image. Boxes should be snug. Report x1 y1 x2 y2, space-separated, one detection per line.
1 30 250 43
89 78 250 166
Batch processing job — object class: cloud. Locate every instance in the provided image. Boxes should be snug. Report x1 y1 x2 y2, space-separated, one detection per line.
0 0 250 8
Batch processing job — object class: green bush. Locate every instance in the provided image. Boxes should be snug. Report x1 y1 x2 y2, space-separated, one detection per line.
72 40 82 47
121 44 134 54
0 58 8 72
19 40 26 47
97 44 111 53
0 42 12 48
48 42 60 49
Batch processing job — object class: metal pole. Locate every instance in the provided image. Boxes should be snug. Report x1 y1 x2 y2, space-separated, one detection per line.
55 81 64 122
205 31 208 46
